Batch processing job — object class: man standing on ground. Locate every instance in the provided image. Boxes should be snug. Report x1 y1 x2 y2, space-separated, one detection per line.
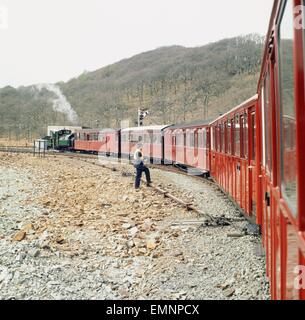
134 144 152 189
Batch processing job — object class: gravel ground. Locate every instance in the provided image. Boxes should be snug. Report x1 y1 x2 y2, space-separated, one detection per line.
0 153 270 300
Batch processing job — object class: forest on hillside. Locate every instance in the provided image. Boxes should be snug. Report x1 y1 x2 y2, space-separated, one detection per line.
0 34 264 140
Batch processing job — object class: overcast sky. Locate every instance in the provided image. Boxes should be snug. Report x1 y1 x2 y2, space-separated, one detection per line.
0 0 274 88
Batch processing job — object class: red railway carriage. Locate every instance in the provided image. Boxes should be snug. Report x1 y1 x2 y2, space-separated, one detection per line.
164 121 210 174
55 0 305 300
256 0 305 300
209 95 258 220
121 125 170 163
74 128 120 156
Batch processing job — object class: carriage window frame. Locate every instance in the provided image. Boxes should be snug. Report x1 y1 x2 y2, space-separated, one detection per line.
220 123 225 153
278 0 298 216
217 123 222 153
212 126 217 151
224 121 228 154
261 88 266 166
234 115 241 157
194 130 198 149
264 70 273 176
211 126 216 151
227 120 232 155
203 129 207 149
217 125 220 152
176 131 183 146
251 112 256 161
144 134 150 144
243 113 248 159
240 115 245 158
230 119 234 155
187 130 195 148
198 130 203 149
213 126 217 151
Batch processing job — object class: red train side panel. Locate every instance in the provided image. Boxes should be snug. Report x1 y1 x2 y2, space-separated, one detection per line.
256 0 305 299
121 126 169 162
164 121 210 174
74 129 120 156
210 96 258 220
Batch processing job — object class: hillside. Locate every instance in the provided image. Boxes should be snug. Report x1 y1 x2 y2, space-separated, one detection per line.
0 34 264 139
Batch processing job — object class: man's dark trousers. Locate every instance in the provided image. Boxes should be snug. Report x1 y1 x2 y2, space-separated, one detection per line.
135 162 151 188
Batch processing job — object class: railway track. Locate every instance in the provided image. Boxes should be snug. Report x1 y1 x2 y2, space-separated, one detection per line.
56 154 245 228
0 146 34 154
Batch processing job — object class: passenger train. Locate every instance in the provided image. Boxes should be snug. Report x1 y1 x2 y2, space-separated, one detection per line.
58 0 305 300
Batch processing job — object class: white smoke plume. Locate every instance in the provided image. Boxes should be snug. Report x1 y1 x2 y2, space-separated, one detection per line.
36 83 79 124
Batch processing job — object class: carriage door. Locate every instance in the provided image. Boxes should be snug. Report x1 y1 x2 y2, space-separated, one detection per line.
249 108 257 217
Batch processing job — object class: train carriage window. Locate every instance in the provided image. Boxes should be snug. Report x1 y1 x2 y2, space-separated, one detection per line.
175 132 180 146
220 124 225 153
215 126 218 151
213 126 216 151
211 127 215 151
158 134 162 144
261 89 266 165
216 125 220 152
186 131 192 147
234 115 240 157
218 125 221 152
190 131 195 148
240 115 244 158
242 114 248 159
264 71 272 175
224 122 227 153
279 0 297 215
153 134 161 144
194 131 198 149
198 131 203 148
227 121 232 154
203 129 207 149
251 113 256 161
176 131 183 146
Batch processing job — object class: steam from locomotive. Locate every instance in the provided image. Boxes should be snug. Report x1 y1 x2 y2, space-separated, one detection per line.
36 83 79 125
